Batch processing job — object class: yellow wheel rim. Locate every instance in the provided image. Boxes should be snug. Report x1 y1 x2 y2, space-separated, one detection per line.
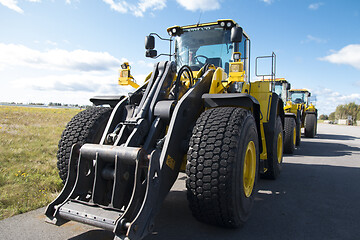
293 126 296 146
243 141 256 198
277 132 283 164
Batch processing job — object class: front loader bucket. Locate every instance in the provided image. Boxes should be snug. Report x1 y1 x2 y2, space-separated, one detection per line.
46 143 161 239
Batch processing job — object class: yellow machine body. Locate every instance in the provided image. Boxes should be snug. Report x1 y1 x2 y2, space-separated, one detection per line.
289 88 317 127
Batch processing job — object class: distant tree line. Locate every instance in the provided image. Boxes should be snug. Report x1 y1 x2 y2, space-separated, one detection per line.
319 102 360 124
48 102 89 108
0 101 88 109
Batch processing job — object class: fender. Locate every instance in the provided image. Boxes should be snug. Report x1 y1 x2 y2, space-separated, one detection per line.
263 93 285 163
202 93 263 153
305 110 317 115
90 95 126 108
277 97 285 126
285 112 296 119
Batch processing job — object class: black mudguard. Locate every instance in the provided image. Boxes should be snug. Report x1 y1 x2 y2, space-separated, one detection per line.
263 93 285 163
202 93 263 153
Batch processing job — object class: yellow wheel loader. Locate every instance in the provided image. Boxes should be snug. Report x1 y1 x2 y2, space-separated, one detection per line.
259 78 299 154
46 19 285 240
288 89 317 138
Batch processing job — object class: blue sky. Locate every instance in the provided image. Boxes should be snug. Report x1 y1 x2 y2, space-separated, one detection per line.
0 0 359 114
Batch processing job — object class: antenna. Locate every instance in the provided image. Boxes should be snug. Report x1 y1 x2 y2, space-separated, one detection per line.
197 11 202 26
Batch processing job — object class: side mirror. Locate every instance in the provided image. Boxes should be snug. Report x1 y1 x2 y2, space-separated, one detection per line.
308 92 311 97
145 35 155 50
287 83 291 90
231 26 243 43
146 49 157 58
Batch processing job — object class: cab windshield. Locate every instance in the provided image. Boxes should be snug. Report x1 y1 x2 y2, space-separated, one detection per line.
274 84 283 97
174 25 244 74
291 92 306 104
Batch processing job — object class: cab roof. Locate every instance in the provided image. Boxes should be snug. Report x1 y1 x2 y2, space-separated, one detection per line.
290 89 310 93
262 78 288 83
167 19 250 40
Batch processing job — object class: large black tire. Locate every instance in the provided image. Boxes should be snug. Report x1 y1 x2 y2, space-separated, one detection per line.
57 107 112 183
295 113 301 146
284 117 296 154
304 113 317 138
186 107 259 228
261 116 283 179
315 113 318 135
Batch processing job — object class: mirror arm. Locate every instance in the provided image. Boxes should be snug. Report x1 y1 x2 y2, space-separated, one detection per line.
151 53 175 59
147 33 173 61
149 33 172 42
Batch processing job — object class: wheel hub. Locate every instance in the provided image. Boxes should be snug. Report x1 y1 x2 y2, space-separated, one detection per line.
293 126 296 146
243 141 256 198
277 132 283 164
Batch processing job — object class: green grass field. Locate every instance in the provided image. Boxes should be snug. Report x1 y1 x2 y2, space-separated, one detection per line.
0 106 81 220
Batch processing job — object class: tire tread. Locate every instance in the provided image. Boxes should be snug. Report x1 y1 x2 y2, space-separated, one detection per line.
57 107 111 182
186 107 256 227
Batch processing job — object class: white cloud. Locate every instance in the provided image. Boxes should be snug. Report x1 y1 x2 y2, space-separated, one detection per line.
176 0 220 12
6 71 142 105
0 43 121 72
311 88 360 115
102 0 127 13
45 40 58 46
319 44 360 70
13 73 124 93
309 2 324 10
261 0 273 4
0 0 24 13
0 0 42 13
102 0 166 17
137 60 154 68
136 0 166 16
5 73 131 105
301 35 327 44
0 42 149 105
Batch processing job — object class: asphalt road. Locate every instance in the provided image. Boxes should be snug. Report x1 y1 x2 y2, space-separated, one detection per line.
1 123 360 240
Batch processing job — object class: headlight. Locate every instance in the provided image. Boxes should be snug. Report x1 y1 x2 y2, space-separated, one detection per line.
226 22 232 28
233 52 241 61
220 21 225 27
230 64 243 72
120 70 129 78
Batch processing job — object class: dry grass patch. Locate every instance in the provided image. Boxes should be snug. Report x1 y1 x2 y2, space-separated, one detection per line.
0 106 81 220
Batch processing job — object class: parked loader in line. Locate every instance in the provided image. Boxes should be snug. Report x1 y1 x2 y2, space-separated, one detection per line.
288 89 317 138
46 19 285 240
262 78 300 154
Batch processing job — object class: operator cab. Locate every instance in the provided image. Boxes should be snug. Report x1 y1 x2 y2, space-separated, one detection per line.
169 20 250 78
145 20 250 83
273 79 291 104
289 89 310 105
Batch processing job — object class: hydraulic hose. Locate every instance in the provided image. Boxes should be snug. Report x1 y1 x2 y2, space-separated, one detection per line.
174 65 193 100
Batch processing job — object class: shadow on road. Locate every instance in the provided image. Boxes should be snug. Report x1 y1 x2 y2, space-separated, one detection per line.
68 229 114 240
292 141 360 157
149 163 360 240
68 163 360 240
316 133 359 141
66 127 360 240
252 163 360 240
